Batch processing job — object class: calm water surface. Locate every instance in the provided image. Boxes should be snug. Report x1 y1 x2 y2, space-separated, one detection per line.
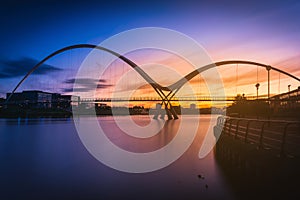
0 115 236 200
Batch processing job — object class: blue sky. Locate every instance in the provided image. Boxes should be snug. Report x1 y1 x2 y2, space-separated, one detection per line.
0 0 300 97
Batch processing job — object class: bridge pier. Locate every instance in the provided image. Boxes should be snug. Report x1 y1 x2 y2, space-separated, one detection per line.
168 105 179 119
153 103 161 120
165 107 173 120
153 103 178 120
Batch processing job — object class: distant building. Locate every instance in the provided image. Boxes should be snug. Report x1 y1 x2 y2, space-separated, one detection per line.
6 90 52 109
190 103 196 110
0 98 5 109
172 105 181 115
270 87 300 110
95 103 108 108
6 90 80 109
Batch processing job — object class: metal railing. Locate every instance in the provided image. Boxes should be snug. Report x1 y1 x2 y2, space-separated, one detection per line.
215 116 300 158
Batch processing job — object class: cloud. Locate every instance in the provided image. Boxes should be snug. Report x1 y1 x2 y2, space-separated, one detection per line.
64 78 106 85
62 87 94 93
0 57 62 79
62 78 113 93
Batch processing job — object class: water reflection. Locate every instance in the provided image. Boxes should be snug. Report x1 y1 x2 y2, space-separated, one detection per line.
100 116 179 153
0 115 235 199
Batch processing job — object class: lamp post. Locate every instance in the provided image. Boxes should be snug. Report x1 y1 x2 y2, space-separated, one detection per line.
266 65 271 101
287 85 291 109
255 83 260 119
255 83 260 100
266 65 272 122
296 86 300 104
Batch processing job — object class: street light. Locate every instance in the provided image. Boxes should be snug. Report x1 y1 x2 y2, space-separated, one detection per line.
255 83 260 99
266 65 271 101
297 86 300 104
288 84 291 93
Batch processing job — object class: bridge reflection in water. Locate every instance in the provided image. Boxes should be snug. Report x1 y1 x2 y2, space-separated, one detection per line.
214 116 300 199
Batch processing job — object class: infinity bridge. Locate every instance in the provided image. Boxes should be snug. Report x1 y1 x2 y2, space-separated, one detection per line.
6 44 300 120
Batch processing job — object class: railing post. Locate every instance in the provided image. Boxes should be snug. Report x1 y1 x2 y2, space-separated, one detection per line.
217 116 222 126
235 119 241 139
280 123 290 157
229 119 233 136
221 116 224 126
244 120 252 143
259 121 267 149
218 116 225 134
224 117 229 134
223 118 227 134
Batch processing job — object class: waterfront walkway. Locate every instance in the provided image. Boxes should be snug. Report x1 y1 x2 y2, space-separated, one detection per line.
214 116 300 199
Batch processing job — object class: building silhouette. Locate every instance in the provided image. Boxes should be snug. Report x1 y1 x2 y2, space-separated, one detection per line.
270 87 300 110
6 90 79 110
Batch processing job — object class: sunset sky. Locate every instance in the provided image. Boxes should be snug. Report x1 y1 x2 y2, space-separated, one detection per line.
0 0 300 108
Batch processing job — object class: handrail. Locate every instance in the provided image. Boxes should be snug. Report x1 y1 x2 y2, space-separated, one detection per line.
220 116 300 124
215 116 300 157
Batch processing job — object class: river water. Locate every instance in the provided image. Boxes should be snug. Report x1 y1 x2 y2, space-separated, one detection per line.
0 115 236 199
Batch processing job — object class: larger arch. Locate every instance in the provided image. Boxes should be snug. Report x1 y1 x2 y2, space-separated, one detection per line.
6 44 165 102
5 44 182 119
